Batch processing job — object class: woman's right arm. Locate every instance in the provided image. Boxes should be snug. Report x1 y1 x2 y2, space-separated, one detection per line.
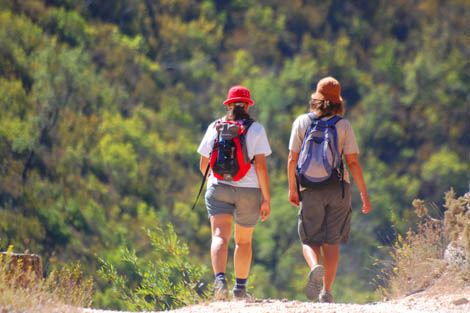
345 153 371 214
287 150 300 206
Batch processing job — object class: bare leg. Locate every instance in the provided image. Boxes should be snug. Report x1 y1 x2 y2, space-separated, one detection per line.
233 224 255 279
321 244 339 291
303 243 325 300
302 244 322 269
210 214 233 274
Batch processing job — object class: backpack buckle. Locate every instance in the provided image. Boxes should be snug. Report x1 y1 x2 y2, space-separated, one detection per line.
216 123 240 139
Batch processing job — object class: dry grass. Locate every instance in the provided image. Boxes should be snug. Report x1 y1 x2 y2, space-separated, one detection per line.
0 246 93 313
377 189 470 299
377 219 448 298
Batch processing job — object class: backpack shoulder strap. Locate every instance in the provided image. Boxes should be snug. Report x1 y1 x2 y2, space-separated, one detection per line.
326 115 343 125
307 113 317 122
243 118 255 131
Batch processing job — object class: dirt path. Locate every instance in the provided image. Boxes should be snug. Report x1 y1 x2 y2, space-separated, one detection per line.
83 284 470 313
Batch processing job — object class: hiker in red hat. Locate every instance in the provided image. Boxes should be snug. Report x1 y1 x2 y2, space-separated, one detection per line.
197 85 272 300
287 76 371 303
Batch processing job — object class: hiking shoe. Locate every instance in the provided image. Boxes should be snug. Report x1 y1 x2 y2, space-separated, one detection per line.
214 277 228 300
305 264 325 300
319 289 334 303
232 287 253 300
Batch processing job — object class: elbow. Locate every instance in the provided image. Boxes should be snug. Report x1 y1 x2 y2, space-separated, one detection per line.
347 159 359 168
255 161 268 174
288 153 299 166
346 158 361 171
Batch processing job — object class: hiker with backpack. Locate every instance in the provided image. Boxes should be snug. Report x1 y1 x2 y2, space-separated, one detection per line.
197 85 271 300
287 76 371 303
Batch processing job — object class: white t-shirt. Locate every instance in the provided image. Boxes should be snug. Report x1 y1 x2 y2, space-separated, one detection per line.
198 119 272 188
288 114 359 184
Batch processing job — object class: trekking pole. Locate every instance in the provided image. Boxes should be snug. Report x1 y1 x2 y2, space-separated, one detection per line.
191 163 210 210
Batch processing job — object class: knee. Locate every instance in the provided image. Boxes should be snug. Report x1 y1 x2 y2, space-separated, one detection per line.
235 237 252 248
212 234 230 248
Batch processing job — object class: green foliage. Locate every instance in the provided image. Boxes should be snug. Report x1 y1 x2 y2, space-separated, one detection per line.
0 0 469 308
97 225 208 311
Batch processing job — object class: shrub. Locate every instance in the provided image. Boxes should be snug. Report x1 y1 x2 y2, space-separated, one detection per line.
0 246 93 313
377 189 470 299
97 224 208 311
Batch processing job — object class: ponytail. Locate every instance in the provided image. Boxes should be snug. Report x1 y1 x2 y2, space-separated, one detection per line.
226 103 251 121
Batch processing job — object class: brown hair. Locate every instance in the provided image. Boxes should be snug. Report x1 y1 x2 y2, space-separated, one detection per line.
226 102 251 121
309 98 345 117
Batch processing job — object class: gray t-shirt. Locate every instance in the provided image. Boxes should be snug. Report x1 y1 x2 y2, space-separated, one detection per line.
288 114 359 184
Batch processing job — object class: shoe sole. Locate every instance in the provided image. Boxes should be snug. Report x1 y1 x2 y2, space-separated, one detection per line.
214 287 229 300
305 265 324 300
215 290 228 300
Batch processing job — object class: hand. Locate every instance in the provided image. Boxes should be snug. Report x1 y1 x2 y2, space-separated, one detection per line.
361 193 371 214
288 188 300 207
260 199 271 222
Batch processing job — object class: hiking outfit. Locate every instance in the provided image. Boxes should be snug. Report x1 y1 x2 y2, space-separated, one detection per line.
197 85 271 300
198 118 271 227
287 76 369 303
289 113 359 245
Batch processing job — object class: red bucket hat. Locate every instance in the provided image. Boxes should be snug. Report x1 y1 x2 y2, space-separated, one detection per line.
223 85 254 106
311 76 343 104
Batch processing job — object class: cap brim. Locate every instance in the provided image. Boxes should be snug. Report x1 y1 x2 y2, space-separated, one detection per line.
223 97 254 106
311 92 343 104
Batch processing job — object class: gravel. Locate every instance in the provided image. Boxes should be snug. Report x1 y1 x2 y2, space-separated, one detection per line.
82 284 470 313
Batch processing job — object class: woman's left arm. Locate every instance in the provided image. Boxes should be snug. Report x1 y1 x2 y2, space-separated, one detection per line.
254 154 271 222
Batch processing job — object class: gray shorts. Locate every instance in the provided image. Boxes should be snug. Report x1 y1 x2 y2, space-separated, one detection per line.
205 183 262 227
298 182 352 245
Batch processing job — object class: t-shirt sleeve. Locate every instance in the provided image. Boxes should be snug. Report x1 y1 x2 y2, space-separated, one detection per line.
288 116 306 153
197 122 217 158
342 120 360 155
247 123 272 159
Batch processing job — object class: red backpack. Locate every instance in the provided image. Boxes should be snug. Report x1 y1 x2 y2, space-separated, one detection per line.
191 118 254 210
209 119 254 181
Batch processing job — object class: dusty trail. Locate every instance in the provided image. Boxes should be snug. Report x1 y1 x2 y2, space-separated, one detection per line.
83 284 470 313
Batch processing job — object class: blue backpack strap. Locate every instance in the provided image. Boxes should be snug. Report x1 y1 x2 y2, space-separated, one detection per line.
325 115 342 151
298 114 316 160
307 112 317 122
326 115 345 197
326 115 342 125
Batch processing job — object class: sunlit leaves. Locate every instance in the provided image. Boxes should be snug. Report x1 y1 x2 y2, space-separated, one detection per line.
98 224 208 311
1 0 469 308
